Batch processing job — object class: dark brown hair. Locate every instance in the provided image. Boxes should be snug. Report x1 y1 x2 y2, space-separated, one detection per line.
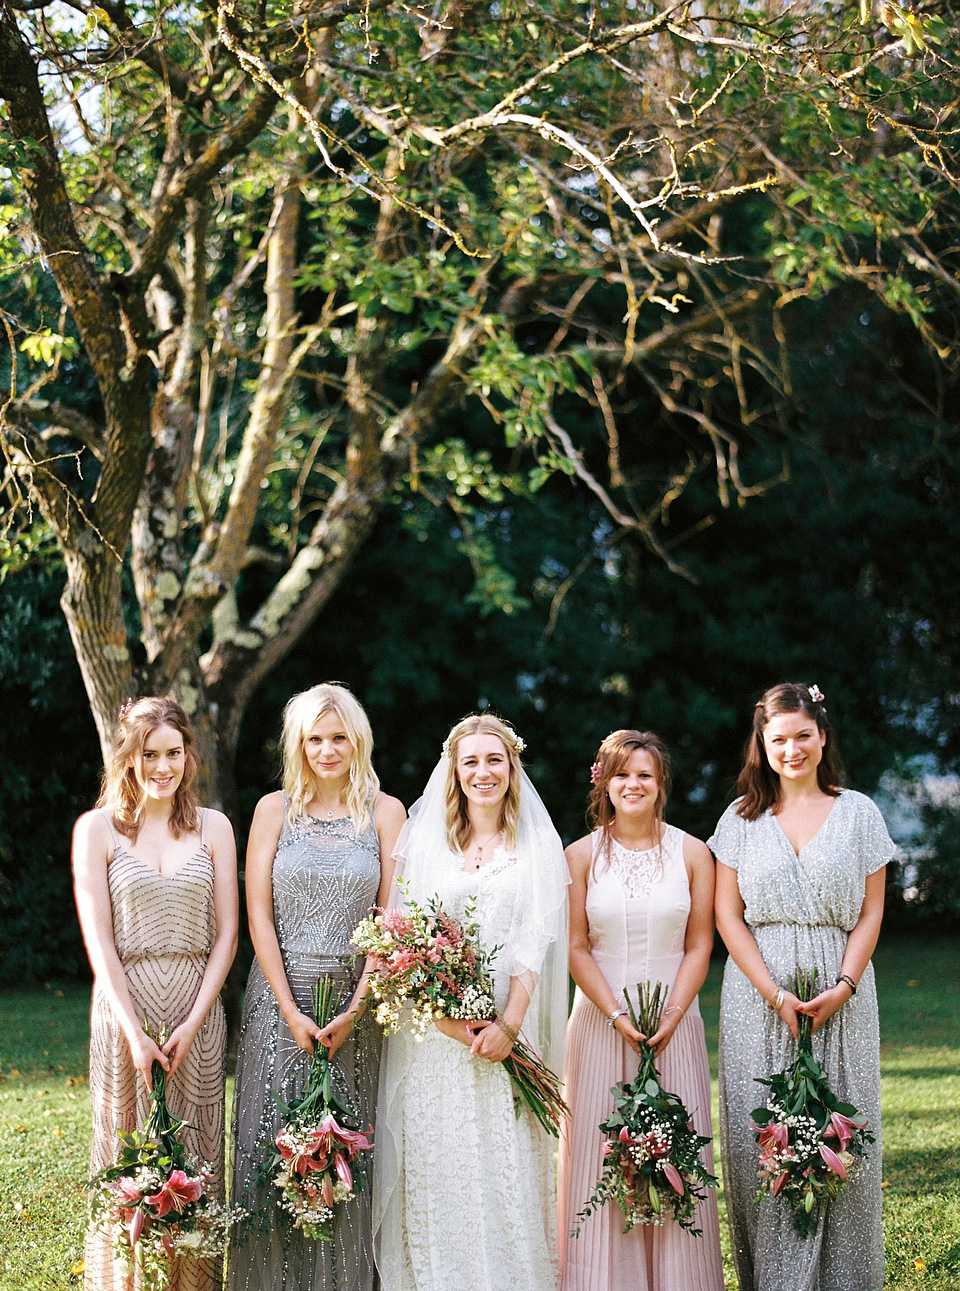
96 697 202 839
588 729 672 860
735 682 845 821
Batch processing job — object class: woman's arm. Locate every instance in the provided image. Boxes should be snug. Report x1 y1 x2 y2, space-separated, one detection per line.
72 811 169 1090
797 866 886 1032
645 835 715 1056
565 834 644 1054
715 859 803 1040
317 793 407 1056
246 793 321 1054
162 810 239 1075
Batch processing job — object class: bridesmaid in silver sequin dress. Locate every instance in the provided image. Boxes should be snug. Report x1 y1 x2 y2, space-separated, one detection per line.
711 683 895 1291
228 683 405 1291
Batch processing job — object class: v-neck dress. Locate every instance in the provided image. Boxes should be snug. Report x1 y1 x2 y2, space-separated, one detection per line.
85 810 226 1291
708 790 895 1291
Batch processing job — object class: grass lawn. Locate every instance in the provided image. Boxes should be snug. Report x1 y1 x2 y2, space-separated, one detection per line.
1 932 957 1290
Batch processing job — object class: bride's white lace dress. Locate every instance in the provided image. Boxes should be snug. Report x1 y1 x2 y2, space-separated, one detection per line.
375 846 559 1291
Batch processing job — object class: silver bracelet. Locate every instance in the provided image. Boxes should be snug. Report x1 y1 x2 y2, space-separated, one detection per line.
607 1008 629 1028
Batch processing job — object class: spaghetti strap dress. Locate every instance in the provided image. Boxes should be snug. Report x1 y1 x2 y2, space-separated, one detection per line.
709 789 895 1291
559 824 724 1291
227 803 381 1291
85 809 226 1291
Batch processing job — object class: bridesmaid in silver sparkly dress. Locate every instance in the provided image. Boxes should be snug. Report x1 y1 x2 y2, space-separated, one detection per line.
711 682 895 1291
228 683 405 1291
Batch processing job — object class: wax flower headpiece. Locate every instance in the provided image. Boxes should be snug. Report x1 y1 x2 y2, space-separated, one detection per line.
808 684 825 705
442 730 526 758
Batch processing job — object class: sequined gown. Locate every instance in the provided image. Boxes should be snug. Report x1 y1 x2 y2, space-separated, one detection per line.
227 804 381 1291
558 826 723 1291
85 811 226 1291
708 790 895 1291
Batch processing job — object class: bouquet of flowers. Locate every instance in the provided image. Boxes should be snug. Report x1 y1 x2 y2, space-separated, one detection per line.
352 888 568 1136
575 982 717 1235
751 967 874 1238
257 976 373 1240
88 1021 239 1289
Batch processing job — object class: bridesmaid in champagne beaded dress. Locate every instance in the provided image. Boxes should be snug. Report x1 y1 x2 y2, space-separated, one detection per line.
559 730 723 1291
228 683 405 1291
73 698 239 1291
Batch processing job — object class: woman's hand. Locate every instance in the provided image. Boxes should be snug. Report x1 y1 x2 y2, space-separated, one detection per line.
796 984 851 1033
775 989 803 1041
161 1019 201 1077
644 1008 683 1058
433 1016 484 1048
317 1010 356 1057
284 1007 324 1054
128 1029 169 1093
469 1020 514 1064
613 1012 646 1056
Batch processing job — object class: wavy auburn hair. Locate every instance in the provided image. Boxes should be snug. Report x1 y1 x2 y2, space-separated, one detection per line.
588 729 671 863
97 697 202 839
281 682 379 834
735 681 845 821
443 714 525 854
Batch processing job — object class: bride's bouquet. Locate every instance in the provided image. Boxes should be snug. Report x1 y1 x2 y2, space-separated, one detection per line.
88 1021 239 1289
751 967 874 1237
352 887 568 1135
257 976 373 1240
575 982 717 1235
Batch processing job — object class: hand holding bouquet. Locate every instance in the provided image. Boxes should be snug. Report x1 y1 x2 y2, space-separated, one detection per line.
352 886 568 1135
576 982 717 1235
257 976 373 1240
751 967 873 1238
88 1021 239 1289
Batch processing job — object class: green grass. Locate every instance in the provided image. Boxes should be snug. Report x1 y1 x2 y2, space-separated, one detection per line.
1 935 958 1290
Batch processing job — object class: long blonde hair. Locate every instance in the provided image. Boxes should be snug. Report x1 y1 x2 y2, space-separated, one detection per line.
588 729 671 862
96 697 202 840
281 683 379 834
442 713 525 853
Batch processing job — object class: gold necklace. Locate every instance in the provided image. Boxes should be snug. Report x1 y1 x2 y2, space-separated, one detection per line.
469 829 502 871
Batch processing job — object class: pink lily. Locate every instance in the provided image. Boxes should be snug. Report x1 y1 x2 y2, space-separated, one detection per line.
661 1161 685 1196
772 1170 790 1197
126 1206 147 1247
334 1152 352 1189
819 1144 847 1179
145 1169 204 1217
321 1175 335 1206
824 1111 861 1152
619 1126 632 1144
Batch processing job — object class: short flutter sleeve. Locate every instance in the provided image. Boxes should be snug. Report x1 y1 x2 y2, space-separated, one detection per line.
851 791 897 876
708 800 747 870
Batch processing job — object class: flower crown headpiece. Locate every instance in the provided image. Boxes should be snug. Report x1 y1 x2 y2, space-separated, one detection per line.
442 730 526 758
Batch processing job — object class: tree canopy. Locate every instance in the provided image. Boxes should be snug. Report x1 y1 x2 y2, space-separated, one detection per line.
2 0 958 809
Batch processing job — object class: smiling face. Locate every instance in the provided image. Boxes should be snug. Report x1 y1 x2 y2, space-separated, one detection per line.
455 732 511 813
761 710 826 784
607 747 661 822
303 710 354 786
134 722 186 801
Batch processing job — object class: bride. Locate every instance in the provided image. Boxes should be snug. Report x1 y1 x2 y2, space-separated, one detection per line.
373 713 569 1291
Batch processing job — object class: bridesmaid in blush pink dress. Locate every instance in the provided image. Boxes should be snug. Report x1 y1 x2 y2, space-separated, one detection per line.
559 730 723 1291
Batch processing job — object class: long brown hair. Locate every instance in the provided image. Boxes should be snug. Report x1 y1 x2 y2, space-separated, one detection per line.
443 714 524 853
588 729 672 860
96 697 202 839
735 682 845 821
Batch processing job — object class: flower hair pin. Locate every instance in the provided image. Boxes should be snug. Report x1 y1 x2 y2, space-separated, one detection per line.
590 761 603 786
117 697 135 722
808 684 825 705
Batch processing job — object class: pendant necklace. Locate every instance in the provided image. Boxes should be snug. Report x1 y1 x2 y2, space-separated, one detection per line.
470 829 501 871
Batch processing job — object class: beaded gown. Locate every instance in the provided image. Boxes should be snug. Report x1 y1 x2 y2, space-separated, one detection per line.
708 789 895 1291
85 810 226 1291
227 802 381 1291
559 825 724 1291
